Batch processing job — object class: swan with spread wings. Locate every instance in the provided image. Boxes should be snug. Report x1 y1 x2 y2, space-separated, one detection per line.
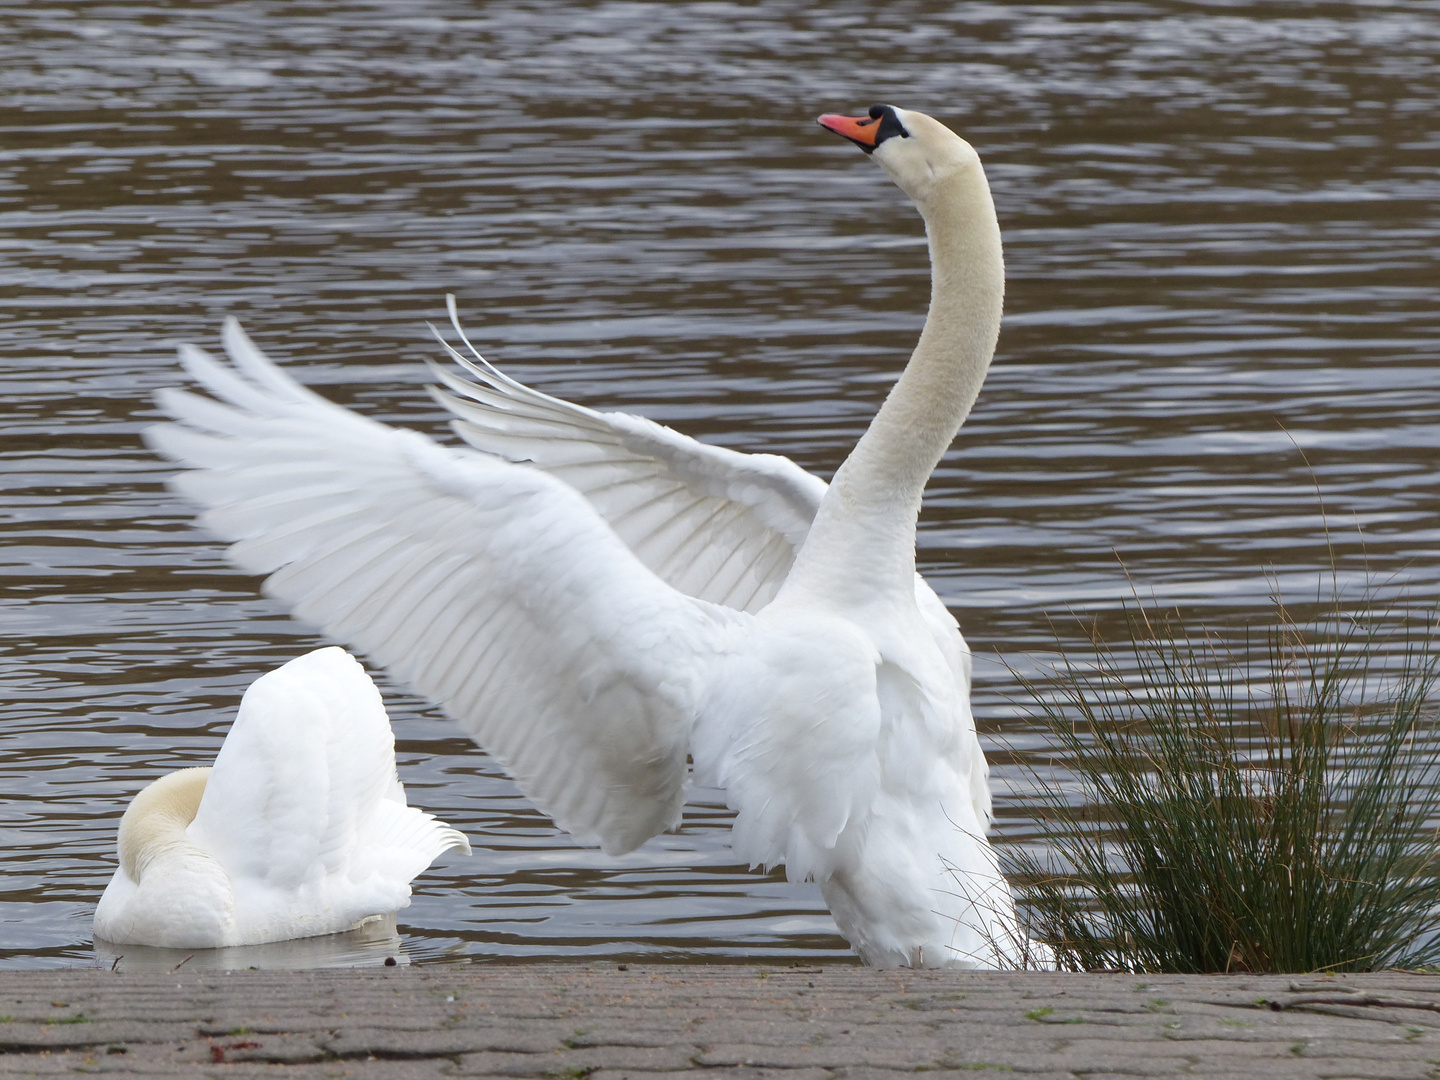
147 105 1038 968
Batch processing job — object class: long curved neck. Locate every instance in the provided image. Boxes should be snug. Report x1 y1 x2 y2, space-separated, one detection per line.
783 166 1003 607
118 767 211 882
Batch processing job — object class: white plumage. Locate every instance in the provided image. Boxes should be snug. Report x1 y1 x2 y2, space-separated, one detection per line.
93 647 471 949
145 106 1042 967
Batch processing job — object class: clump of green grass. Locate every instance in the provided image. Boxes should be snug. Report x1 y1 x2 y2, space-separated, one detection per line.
1005 591 1440 974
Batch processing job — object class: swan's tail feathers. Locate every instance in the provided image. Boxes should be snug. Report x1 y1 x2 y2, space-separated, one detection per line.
367 796 472 883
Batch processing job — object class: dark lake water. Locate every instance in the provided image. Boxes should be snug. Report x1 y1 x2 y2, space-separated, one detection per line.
2 1 1437 968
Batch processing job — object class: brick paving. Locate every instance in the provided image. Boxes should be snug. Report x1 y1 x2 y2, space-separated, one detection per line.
0 964 1437 1077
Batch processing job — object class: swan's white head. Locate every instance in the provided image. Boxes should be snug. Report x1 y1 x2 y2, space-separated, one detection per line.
817 104 981 209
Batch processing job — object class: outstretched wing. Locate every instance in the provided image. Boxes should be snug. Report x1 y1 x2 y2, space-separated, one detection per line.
428 296 827 613
147 321 745 855
428 304 986 825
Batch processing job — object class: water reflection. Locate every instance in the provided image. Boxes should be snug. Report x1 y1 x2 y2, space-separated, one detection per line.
1 1 1437 967
94 915 408 973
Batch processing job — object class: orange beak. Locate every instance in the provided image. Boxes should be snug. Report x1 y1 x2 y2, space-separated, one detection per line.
817 112 882 154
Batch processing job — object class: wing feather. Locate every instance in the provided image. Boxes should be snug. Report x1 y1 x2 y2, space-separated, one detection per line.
428 296 827 613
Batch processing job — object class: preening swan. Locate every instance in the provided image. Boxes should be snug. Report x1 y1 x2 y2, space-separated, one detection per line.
93 647 470 949
147 105 1040 967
